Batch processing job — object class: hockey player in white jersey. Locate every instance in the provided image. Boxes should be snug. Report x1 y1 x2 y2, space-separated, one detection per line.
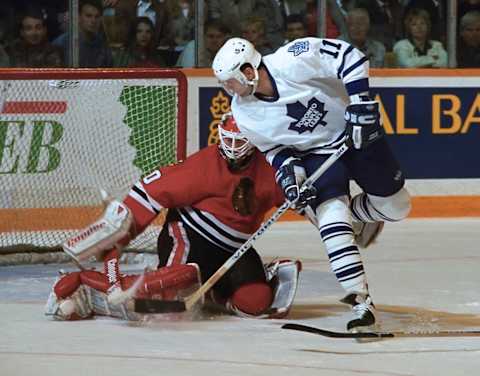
212 37 411 331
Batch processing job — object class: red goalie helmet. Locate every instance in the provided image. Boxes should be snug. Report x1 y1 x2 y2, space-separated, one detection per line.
218 112 254 166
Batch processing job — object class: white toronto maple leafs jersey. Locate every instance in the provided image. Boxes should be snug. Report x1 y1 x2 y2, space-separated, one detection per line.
230 37 370 167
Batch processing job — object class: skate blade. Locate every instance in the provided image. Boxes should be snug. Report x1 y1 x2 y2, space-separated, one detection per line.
350 324 382 343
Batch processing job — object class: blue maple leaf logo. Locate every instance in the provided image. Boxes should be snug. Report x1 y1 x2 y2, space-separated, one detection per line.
286 98 328 134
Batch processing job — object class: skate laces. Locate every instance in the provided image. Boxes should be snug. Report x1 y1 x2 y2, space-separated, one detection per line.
352 295 374 318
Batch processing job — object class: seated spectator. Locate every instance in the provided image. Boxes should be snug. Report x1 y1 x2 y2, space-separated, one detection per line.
354 0 404 51
207 0 262 37
8 7 63 68
262 0 288 50
206 1 275 47
339 8 385 68
176 20 231 67
284 14 308 44
457 11 480 68
241 16 275 55
3 1 67 43
170 0 195 48
53 0 113 67
403 0 445 41
111 0 176 48
112 16 166 67
393 8 447 68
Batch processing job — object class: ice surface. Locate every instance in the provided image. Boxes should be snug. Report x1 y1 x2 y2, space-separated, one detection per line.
1 219 480 376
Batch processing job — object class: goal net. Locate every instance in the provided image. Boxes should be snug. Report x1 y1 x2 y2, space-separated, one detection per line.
0 69 187 264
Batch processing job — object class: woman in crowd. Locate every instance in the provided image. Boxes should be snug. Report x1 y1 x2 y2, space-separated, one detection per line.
393 8 447 68
113 16 166 68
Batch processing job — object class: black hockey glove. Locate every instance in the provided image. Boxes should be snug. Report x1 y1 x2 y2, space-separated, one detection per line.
345 101 384 149
275 158 316 210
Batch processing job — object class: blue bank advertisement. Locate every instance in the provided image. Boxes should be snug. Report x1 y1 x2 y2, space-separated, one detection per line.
198 86 479 179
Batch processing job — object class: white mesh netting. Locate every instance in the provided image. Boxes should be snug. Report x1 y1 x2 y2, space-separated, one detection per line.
0 70 185 264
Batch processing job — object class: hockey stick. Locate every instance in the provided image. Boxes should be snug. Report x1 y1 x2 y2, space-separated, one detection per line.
281 323 480 338
134 143 350 314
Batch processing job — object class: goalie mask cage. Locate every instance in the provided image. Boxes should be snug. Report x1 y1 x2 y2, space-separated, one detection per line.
0 68 187 265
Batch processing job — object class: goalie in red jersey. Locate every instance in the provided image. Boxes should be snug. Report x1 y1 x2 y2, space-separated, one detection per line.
46 113 301 321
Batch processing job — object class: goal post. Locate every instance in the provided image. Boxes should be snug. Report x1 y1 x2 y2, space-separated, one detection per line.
0 68 187 264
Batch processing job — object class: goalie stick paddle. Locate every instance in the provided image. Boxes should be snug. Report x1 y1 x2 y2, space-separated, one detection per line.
281 323 480 338
134 143 350 314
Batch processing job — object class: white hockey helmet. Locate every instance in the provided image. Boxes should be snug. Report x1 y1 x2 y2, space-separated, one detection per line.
212 38 262 96
218 112 254 163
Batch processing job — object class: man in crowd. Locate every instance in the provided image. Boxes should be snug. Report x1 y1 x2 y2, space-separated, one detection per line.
54 0 113 67
283 14 308 44
457 10 480 68
8 7 63 67
176 20 231 67
339 8 386 68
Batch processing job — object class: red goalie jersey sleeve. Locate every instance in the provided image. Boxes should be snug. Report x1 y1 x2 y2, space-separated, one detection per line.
123 145 285 236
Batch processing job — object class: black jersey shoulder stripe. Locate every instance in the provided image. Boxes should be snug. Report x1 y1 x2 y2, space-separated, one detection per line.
188 207 250 243
178 208 241 252
129 184 160 214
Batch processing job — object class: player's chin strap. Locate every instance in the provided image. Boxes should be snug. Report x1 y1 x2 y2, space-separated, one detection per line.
246 67 259 95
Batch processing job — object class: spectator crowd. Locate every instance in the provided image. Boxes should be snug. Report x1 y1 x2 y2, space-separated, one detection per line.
0 0 478 69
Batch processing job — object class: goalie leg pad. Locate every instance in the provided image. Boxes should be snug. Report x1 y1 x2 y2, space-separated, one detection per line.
45 272 93 320
265 259 302 319
80 270 139 320
80 270 111 293
87 287 137 321
123 263 202 301
63 199 133 262
53 271 82 298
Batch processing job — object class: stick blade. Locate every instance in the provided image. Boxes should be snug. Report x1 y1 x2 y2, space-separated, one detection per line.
281 323 480 339
281 323 389 338
134 298 186 313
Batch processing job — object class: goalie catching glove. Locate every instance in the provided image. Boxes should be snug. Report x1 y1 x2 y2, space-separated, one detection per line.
275 157 316 211
345 100 384 149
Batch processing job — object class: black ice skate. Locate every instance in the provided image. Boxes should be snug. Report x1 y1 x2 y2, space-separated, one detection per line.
341 293 377 332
